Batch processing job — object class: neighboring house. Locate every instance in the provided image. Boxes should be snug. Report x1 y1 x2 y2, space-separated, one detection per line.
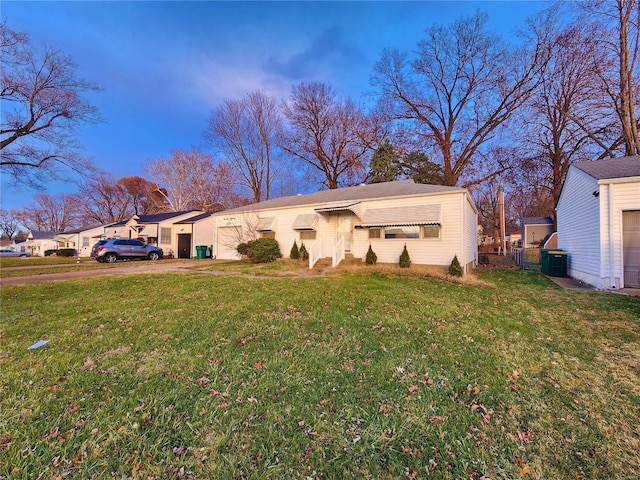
212 179 478 272
557 156 640 289
105 211 209 259
173 212 215 258
55 224 113 257
521 217 554 248
24 231 58 256
508 232 522 247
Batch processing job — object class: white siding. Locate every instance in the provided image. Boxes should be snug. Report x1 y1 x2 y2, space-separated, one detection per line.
557 168 601 287
192 217 215 257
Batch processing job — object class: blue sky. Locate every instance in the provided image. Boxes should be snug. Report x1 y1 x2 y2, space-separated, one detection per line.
1 1 548 211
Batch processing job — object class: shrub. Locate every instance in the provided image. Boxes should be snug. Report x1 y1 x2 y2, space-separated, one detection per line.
245 238 282 263
365 244 377 265
290 240 300 260
399 244 411 268
449 254 464 277
44 250 57 257
57 248 77 257
236 242 249 256
299 243 309 261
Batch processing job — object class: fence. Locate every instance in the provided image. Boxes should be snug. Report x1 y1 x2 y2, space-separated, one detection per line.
308 238 322 268
512 247 541 271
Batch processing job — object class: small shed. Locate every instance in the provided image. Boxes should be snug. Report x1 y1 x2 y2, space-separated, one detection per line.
557 156 640 289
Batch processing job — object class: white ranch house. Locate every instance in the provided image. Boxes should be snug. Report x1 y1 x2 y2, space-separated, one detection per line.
212 180 478 272
557 156 640 289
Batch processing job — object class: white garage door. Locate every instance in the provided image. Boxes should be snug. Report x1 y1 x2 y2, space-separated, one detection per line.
623 211 640 288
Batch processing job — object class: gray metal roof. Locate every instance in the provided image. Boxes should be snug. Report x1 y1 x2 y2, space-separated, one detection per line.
522 216 554 225
573 156 640 180
174 212 213 224
219 180 465 214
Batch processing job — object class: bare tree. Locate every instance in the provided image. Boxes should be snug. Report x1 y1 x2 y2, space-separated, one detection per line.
371 11 552 187
0 22 100 187
581 0 640 155
17 192 81 232
281 82 381 189
77 173 133 224
520 17 619 205
146 146 236 212
0 208 20 239
205 90 281 202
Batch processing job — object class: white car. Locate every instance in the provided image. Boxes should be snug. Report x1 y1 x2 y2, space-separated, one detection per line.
0 249 31 257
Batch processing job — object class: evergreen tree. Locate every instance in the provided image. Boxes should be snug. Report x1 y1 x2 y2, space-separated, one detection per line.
365 244 378 265
449 254 463 276
401 151 446 185
290 240 300 259
299 243 309 261
368 139 402 183
399 244 411 268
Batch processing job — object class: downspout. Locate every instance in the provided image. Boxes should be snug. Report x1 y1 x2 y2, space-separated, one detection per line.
607 183 616 288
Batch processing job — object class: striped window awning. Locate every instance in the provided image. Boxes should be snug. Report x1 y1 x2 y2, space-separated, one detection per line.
137 226 157 237
315 201 361 218
360 205 441 227
292 213 318 230
256 217 277 232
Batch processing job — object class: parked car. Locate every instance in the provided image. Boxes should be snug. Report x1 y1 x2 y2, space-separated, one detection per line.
0 249 30 257
90 238 163 263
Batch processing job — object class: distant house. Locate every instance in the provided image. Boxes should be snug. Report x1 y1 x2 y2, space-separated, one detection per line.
24 231 58 256
55 224 112 257
557 156 640 289
104 211 211 259
212 180 478 272
521 217 554 248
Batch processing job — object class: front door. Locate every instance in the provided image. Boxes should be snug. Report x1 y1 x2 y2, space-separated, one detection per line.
623 211 640 288
177 234 192 259
337 215 352 251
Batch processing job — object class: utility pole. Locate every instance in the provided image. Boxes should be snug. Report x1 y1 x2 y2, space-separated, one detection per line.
498 183 506 255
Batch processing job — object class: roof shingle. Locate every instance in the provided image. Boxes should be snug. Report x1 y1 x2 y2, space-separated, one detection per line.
219 180 464 214
573 156 640 180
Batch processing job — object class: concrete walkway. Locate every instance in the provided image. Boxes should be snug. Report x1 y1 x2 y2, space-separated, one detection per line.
546 275 640 296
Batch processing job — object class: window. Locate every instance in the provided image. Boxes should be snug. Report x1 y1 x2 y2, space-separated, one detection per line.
384 226 420 239
82 237 90 247
261 231 276 239
368 228 381 239
423 225 440 238
160 227 171 244
300 230 316 240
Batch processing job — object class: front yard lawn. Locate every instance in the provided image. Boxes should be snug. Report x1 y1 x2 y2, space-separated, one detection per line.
1 269 638 479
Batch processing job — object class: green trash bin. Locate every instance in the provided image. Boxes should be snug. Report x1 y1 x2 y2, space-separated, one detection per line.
540 249 552 275
195 245 207 259
547 251 567 277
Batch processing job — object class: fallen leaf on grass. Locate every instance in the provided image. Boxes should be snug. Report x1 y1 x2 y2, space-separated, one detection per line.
379 404 392 413
407 384 419 393
430 415 443 424
173 446 186 455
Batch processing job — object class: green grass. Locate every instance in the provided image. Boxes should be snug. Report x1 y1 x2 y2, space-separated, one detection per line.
0 256 88 268
1 269 638 479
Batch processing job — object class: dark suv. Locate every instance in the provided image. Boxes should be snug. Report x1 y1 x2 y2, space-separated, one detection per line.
90 238 164 263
